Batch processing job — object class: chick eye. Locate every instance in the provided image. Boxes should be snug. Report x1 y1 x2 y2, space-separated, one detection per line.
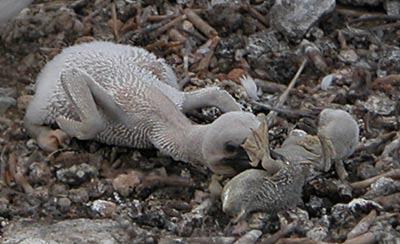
224 143 238 153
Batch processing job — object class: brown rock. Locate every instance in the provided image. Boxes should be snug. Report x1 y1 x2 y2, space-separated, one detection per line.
112 171 142 197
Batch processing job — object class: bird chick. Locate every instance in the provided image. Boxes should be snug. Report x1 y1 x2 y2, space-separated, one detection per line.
222 109 359 220
275 108 359 172
318 108 359 160
24 41 258 175
221 160 309 222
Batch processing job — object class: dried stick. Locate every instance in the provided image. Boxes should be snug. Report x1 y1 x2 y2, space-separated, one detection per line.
111 1 119 42
192 36 220 73
150 14 186 39
251 101 317 120
262 222 298 244
350 15 400 24
242 3 269 27
343 232 377 244
335 160 349 181
347 210 377 239
8 153 34 194
265 59 308 127
183 8 218 38
350 169 400 189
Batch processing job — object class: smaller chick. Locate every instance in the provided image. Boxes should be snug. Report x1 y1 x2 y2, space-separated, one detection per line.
221 160 309 222
318 108 359 171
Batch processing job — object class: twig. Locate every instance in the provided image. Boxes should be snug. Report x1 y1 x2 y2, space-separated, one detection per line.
7 153 34 194
242 3 269 27
350 15 400 24
369 21 400 31
343 232 377 244
168 28 186 43
337 30 348 49
149 14 186 39
335 4 384 18
276 237 318 244
374 193 400 211
265 59 308 127
147 14 174 22
111 1 119 42
0 145 9 184
234 229 262 244
335 160 349 181
350 169 400 189
347 210 377 239
262 222 298 244
255 80 286 93
183 8 218 38
139 173 193 191
251 101 317 120
191 36 220 73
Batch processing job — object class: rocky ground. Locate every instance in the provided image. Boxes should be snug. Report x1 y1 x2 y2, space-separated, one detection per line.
0 0 399 243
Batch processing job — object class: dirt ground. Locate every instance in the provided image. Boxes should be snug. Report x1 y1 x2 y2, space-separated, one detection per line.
0 0 399 243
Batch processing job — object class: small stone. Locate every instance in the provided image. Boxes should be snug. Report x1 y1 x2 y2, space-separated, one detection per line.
68 188 89 203
112 171 142 197
270 0 336 39
57 197 71 213
365 177 400 198
362 92 396 115
357 163 379 180
28 162 51 186
91 200 116 218
306 226 328 241
56 163 98 186
50 183 69 196
306 196 327 216
338 49 359 63
384 0 400 15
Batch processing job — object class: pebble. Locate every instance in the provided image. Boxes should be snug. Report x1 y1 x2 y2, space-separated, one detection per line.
269 0 336 39
56 163 98 186
112 171 142 197
57 197 71 213
68 188 89 203
91 200 116 218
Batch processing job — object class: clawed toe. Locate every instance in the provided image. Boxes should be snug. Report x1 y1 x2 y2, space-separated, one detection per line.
37 129 70 152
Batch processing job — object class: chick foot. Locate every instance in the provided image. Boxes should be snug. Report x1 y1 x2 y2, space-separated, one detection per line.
36 128 70 152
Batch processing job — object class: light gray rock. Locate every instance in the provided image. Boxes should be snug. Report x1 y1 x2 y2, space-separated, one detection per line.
384 0 400 15
1 218 130 244
270 0 336 39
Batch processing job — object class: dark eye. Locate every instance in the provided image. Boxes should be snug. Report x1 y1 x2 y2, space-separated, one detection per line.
224 142 238 153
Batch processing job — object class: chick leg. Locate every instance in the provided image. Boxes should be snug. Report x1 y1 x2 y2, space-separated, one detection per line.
181 87 241 113
56 68 106 140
